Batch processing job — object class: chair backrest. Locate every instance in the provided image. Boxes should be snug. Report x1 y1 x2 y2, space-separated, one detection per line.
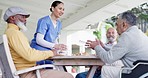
2 34 19 78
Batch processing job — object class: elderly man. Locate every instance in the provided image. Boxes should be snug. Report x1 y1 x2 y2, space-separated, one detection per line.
3 6 73 78
101 27 118 51
86 11 148 78
76 27 123 78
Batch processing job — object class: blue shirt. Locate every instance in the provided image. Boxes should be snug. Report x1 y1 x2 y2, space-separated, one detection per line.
31 15 62 51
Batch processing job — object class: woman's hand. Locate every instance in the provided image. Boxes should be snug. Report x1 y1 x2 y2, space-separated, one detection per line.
53 44 67 55
54 44 67 50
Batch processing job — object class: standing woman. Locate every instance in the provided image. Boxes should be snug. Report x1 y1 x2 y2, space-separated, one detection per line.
31 0 66 65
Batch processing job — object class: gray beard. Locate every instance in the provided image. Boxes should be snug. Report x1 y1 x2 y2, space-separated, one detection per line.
108 37 115 43
15 20 28 32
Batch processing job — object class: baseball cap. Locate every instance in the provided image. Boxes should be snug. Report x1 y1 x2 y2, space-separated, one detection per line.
3 6 30 21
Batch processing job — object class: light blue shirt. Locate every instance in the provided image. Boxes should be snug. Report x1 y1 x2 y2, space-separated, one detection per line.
31 15 62 51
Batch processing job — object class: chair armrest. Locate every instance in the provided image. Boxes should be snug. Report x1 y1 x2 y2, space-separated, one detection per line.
133 60 148 65
119 67 132 78
120 61 148 78
14 64 54 75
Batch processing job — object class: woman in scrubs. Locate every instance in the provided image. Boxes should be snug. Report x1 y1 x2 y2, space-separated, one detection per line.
31 0 66 65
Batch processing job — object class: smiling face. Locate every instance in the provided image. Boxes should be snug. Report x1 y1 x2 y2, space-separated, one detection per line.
52 3 64 18
106 28 118 43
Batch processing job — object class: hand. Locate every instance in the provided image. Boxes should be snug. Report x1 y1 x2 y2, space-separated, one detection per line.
51 49 65 56
60 44 67 51
53 44 67 56
86 39 100 49
51 49 58 56
54 44 67 51
53 44 60 50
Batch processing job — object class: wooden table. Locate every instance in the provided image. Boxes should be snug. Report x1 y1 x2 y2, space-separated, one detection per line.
50 55 104 78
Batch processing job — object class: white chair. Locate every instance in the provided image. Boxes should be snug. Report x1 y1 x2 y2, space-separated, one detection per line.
2 34 54 78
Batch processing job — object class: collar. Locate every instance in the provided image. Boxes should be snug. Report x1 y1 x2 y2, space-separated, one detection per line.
106 41 117 45
126 26 137 32
49 15 58 21
7 23 20 30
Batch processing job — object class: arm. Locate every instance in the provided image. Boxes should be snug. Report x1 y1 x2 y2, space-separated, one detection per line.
36 33 66 51
7 31 54 62
100 41 111 51
103 44 112 51
36 33 55 49
94 34 129 64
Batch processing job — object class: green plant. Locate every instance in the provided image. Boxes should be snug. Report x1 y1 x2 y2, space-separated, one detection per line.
93 23 112 39
93 30 101 39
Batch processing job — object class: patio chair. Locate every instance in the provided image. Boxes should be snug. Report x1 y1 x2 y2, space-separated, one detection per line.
1 34 54 78
120 60 148 78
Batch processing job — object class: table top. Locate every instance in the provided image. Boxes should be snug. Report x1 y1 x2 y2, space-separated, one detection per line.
51 55 101 60
49 55 104 66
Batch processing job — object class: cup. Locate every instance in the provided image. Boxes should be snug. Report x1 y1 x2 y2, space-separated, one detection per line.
57 50 67 56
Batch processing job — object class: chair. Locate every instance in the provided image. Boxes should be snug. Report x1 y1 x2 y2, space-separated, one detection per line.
1 34 54 78
120 60 148 78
